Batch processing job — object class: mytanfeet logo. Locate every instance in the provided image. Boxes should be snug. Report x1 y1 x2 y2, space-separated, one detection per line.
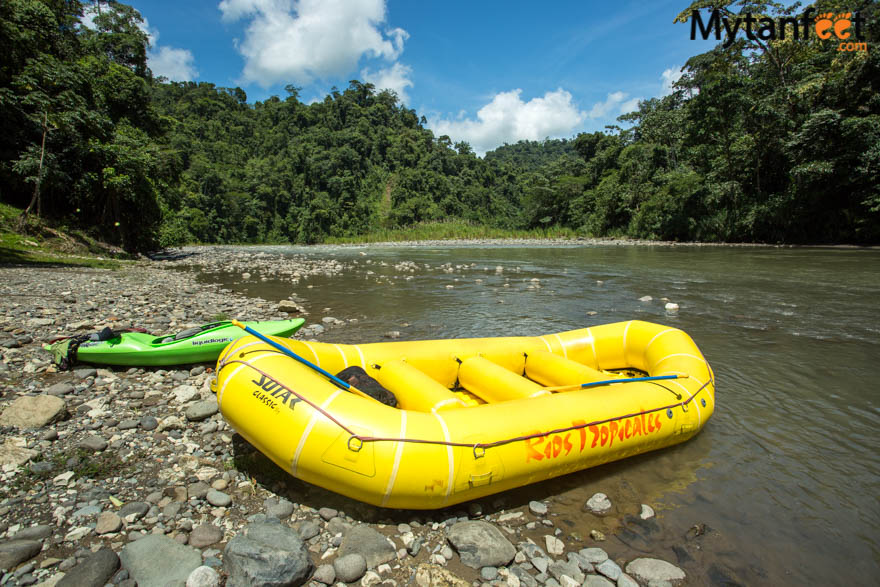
690 7 868 52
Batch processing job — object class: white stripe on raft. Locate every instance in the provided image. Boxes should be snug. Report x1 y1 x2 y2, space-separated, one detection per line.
644 328 676 354
552 334 567 359
291 389 342 476
217 363 247 406
539 337 553 352
432 412 454 501
431 397 465 412
381 411 408 507
354 345 366 369
218 352 276 404
622 321 633 360
300 341 321 367
652 353 706 370
218 340 267 365
333 344 349 368
587 328 599 367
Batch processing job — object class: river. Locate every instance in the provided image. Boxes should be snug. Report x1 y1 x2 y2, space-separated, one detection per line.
197 243 879 585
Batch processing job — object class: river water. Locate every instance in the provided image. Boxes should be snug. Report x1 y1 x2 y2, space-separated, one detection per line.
198 243 879 585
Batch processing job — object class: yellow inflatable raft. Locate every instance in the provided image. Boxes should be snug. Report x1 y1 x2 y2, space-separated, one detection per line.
214 320 715 509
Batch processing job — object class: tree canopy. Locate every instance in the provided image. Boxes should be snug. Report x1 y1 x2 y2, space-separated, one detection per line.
1 0 876 251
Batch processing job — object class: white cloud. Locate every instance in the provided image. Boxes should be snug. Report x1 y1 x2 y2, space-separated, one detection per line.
361 62 412 104
149 46 199 81
661 67 684 96
429 89 586 155
219 0 409 87
588 91 640 119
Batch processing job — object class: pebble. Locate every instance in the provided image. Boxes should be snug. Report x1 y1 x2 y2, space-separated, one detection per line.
186 565 220 587
529 501 548 516
585 493 613 515
313 563 336 584
544 535 564 556
205 490 231 507
596 558 622 580
79 435 108 451
185 400 219 421
95 512 123 534
189 524 223 548
333 553 367 583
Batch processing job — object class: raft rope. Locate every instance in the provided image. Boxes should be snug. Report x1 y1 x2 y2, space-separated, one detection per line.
218 351 713 459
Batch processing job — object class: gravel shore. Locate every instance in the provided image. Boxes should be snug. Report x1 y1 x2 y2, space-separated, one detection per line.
0 250 698 586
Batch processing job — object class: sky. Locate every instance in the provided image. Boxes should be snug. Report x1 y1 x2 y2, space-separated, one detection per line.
118 0 720 154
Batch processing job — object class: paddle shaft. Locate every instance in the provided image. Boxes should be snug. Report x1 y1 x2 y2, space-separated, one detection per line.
230 320 386 405
544 374 686 392
231 320 350 389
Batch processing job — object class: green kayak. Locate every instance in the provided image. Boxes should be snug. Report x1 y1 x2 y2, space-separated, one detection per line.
45 319 305 368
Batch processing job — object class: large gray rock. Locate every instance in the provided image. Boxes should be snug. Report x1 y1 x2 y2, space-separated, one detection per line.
446 521 516 569
57 547 119 587
0 539 42 570
0 438 38 467
625 558 686 584
0 395 66 428
10 526 53 542
120 534 201 587
337 526 396 569
223 519 313 587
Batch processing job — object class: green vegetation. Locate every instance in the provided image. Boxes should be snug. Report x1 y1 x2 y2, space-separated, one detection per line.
2 447 140 498
323 220 579 243
0 202 127 267
1 1 877 251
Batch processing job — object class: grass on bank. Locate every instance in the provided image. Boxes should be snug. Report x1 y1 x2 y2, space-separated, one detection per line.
0 202 130 268
323 220 581 244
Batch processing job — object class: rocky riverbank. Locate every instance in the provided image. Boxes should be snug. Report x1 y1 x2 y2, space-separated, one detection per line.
0 251 700 586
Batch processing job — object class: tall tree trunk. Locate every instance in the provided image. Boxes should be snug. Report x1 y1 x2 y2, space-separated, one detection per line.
18 111 49 231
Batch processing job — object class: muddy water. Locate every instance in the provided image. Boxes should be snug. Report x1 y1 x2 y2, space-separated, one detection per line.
199 244 879 585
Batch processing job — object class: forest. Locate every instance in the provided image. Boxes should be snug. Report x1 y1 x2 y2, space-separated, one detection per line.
1 0 877 252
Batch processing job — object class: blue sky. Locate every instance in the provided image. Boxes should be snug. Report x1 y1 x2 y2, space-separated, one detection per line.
123 0 718 154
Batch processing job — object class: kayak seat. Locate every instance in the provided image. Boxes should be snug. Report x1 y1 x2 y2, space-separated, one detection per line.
174 327 202 340
458 356 551 403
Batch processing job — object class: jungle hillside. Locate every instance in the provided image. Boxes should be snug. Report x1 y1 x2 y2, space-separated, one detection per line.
1 0 878 252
